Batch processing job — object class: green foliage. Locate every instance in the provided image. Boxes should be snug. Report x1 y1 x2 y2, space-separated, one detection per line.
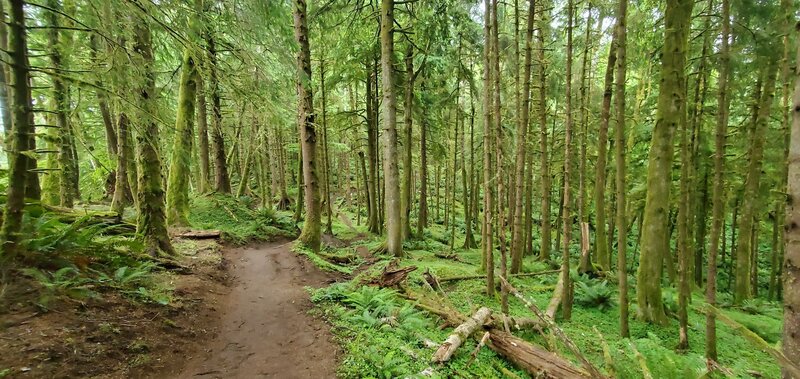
610 335 709 379
574 278 616 311
20 214 142 268
20 267 95 307
188 194 296 244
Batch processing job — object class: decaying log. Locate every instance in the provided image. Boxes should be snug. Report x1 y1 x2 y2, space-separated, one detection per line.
488 330 590 378
439 269 560 283
432 307 492 363
423 269 442 291
433 251 471 264
372 260 417 288
501 277 604 378
173 229 222 239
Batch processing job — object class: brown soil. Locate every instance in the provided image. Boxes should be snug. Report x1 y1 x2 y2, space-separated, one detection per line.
0 239 339 379
0 240 228 379
171 241 339 379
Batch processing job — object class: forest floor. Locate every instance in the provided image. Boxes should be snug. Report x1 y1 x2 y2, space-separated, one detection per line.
173 241 340 379
0 239 229 378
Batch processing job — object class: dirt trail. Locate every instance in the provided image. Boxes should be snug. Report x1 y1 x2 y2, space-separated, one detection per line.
174 241 339 379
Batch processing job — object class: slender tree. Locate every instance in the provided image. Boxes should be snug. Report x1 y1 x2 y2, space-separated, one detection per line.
510 0 535 274
615 0 629 339
560 0 575 321
294 0 321 252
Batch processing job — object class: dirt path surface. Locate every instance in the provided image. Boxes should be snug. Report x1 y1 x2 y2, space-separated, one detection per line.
174 241 339 379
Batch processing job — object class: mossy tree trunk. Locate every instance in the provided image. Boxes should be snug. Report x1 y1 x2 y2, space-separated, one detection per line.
481 0 494 294
111 113 133 214
197 73 211 194
590 5 618 273
559 0 575 321
783 10 800 375
166 16 200 226
614 0 629 339
734 61 778 304
206 30 231 194
293 0 321 252
536 1 551 262
380 0 403 258
366 61 380 235
635 0 693 324
132 18 175 257
0 0 34 259
510 0 535 274
401 44 414 240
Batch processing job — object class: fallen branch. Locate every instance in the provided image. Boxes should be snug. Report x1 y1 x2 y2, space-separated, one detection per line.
434 251 471 264
545 271 565 320
432 307 492 363
500 276 605 378
439 269 561 283
467 331 490 367
628 341 653 379
698 304 800 378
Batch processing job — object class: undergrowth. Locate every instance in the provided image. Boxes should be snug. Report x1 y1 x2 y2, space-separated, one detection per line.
189 194 297 244
304 212 783 379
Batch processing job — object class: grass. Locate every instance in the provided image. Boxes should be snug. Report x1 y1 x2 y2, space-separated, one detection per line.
303 211 783 378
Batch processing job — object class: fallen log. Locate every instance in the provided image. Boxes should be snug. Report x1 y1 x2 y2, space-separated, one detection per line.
545 271 565 320
371 260 418 288
467 331 490 366
433 251 471 265
439 269 561 283
501 276 604 378
172 229 221 239
432 307 492 363
317 251 358 265
488 330 590 378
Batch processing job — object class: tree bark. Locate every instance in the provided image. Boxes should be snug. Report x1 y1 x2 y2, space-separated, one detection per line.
380 0 403 257
166 30 199 226
537 3 551 262
431 307 492 363
614 0 629 338
735 61 778 303
206 30 231 194
510 0 535 274
293 0 321 252
132 18 175 257
782 10 800 379
0 0 33 258
635 0 693 324
482 0 495 295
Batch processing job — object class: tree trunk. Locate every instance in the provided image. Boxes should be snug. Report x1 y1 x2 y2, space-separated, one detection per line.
559 0 575 321
111 113 134 214
635 0 693 324
197 73 211 194
614 0 629 339
133 18 175 257
418 100 429 236
293 0 321 252
431 307 492 363
0 0 33 258
402 44 414 240
537 4 551 262
206 31 231 194
783 8 800 374
735 61 778 303
366 62 380 234
320 59 333 234
591 8 618 272
166 34 199 226
510 0 535 274
482 0 494 295
379 0 402 257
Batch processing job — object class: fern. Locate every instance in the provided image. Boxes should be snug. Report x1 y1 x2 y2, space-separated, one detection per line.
21 267 95 307
575 279 616 310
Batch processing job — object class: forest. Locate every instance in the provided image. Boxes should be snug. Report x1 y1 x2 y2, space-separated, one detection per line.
0 0 799 377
